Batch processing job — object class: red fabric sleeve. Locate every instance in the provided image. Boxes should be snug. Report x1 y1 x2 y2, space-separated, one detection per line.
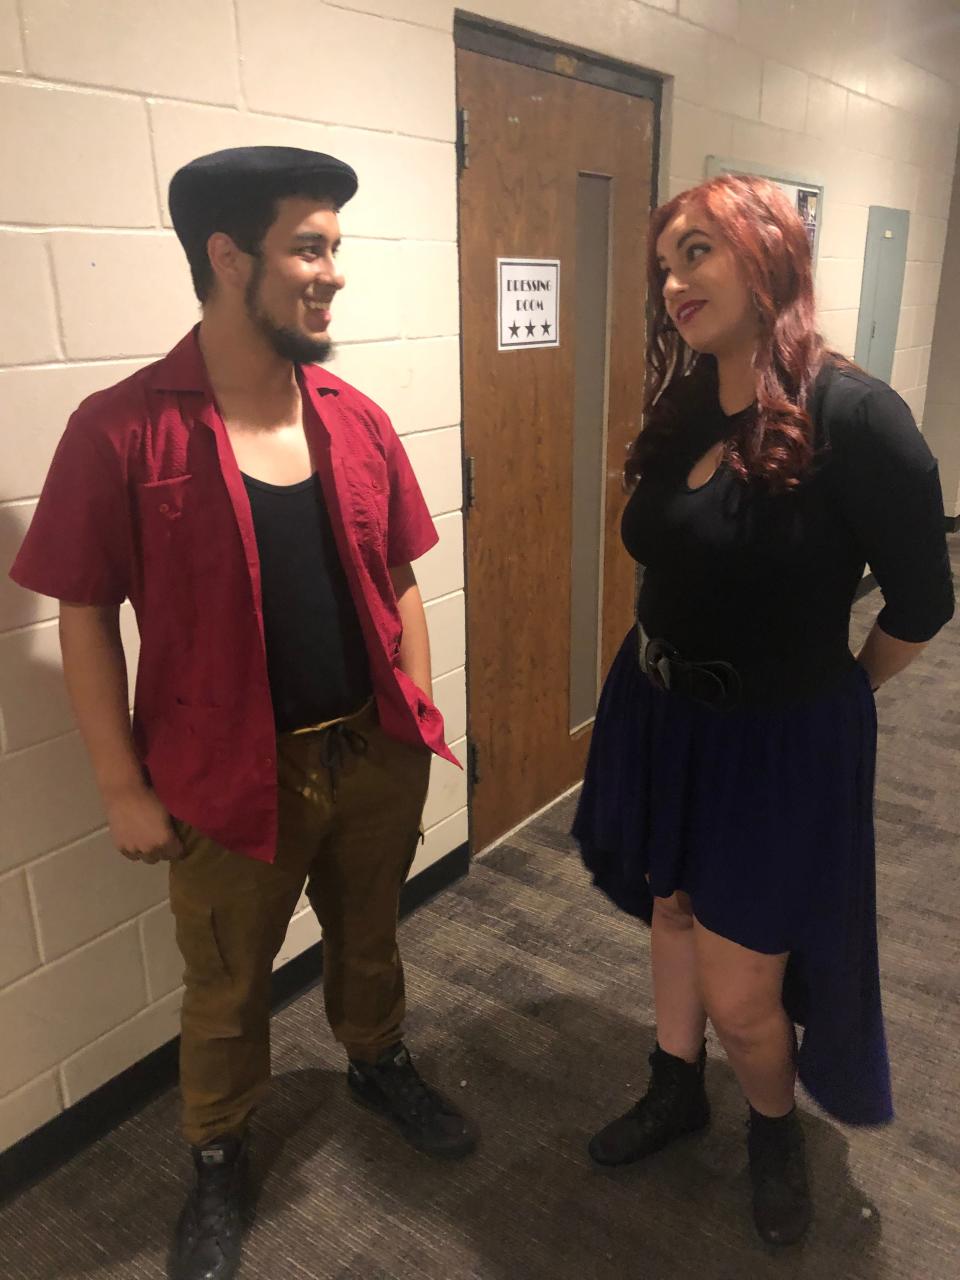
9 411 132 605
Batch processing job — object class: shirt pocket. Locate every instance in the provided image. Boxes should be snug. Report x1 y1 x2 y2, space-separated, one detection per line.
169 896 231 984
342 457 389 550
137 474 193 510
134 475 197 609
136 475 193 542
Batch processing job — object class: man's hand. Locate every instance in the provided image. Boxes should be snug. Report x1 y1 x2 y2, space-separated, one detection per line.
105 784 184 864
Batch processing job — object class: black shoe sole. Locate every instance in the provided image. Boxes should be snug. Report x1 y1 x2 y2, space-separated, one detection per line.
588 1110 711 1168
168 1222 244 1280
348 1080 478 1160
167 1246 243 1280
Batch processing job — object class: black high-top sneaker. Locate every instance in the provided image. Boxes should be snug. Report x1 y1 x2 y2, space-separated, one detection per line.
168 1134 248 1280
347 1043 478 1159
747 1106 812 1245
588 1042 710 1166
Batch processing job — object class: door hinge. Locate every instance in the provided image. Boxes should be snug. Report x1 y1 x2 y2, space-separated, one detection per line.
467 739 481 786
456 107 470 174
463 455 476 511
870 320 877 340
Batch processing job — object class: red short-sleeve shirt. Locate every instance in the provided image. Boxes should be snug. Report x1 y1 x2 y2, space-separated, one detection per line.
11 328 459 861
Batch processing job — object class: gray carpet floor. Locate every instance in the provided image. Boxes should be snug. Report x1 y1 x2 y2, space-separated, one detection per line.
1 538 958 1279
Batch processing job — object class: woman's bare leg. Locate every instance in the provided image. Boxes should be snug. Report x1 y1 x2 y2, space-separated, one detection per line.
693 920 794 1114
651 890 708 1061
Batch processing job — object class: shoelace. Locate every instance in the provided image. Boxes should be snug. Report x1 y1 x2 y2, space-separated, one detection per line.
192 1165 237 1237
633 1084 681 1123
378 1058 442 1120
317 723 368 798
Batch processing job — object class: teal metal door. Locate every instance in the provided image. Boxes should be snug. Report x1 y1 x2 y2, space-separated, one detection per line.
854 206 910 382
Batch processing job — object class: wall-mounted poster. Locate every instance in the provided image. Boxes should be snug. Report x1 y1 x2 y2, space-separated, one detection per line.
705 157 824 269
773 179 820 253
497 258 560 351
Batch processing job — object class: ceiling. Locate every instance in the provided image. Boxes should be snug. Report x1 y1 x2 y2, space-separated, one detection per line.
896 0 960 87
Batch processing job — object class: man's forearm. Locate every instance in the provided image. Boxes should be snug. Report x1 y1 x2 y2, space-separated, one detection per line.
59 603 144 798
389 563 433 699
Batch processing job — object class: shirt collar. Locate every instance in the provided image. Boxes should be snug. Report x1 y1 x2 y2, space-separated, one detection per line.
147 325 342 399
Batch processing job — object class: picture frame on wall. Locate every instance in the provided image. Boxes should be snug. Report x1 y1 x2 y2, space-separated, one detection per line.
705 156 825 272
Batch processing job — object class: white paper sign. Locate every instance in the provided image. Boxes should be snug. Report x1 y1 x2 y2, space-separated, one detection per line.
497 258 560 351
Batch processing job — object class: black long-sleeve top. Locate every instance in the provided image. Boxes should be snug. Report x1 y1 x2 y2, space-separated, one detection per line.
621 361 955 704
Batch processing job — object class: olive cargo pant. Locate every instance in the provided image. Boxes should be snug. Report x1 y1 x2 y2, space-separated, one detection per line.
168 703 431 1147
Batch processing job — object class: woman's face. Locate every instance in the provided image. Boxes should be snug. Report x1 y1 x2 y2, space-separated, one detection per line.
656 204 758 360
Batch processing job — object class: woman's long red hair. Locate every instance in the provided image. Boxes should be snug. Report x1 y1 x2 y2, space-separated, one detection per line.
626 174 835 492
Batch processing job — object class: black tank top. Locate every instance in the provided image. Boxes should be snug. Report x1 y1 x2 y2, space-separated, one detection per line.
243 472 372 732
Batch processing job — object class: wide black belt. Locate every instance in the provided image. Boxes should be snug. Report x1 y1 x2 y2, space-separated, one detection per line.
637 623 743 711
636 623 858 710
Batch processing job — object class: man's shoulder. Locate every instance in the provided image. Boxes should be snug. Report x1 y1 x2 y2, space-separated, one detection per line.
302 364 392 428
69 357 168 443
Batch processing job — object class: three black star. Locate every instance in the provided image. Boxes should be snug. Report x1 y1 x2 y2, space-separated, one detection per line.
508 322 520 338
525 321 536 336
542 321 551 336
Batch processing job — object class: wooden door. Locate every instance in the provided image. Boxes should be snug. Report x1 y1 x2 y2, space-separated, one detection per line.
458 47 655 851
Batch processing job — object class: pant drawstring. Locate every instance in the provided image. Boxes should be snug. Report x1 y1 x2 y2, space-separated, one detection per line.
316 722 369 800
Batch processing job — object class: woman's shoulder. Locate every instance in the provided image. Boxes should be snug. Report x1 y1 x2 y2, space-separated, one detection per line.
815 358 898 416
816 359 919 439
815 358 935 471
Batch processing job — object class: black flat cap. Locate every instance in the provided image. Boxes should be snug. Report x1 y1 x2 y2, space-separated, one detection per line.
169 146 358 254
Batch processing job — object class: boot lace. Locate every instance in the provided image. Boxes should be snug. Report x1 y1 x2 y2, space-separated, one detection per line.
191 1161 239 1239
631 1074 684 1126
378 1054 444 1121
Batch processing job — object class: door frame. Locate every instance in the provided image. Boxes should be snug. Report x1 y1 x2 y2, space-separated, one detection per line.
454 12 664 139
453 12 664 853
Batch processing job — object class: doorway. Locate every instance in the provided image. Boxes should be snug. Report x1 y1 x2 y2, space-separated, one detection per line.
456 18 659 851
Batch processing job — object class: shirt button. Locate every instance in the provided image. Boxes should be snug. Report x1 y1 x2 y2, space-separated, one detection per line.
264 756 273 767
159 503 169 513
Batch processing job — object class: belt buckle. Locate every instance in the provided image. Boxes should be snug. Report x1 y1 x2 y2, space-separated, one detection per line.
689 660 742 710
637 623 742 709
640 629 678 693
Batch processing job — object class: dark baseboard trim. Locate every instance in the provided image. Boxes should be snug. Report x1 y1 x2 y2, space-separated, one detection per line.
401 840 470 917
946 514 959 534
0 841 469 1203
0 1037 181 1206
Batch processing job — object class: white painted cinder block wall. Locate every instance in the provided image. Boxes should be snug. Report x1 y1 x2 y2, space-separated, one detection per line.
1 0 957 1153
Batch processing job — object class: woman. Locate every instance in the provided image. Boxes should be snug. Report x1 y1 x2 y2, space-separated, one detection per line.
573 175 954 1246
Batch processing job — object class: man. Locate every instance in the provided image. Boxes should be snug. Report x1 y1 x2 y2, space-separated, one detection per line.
11 147 476 1280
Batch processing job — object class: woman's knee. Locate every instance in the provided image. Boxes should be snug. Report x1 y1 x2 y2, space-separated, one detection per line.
705 991 785 1051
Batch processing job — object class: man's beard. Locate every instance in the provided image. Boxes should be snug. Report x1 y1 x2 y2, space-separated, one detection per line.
244 257 334 365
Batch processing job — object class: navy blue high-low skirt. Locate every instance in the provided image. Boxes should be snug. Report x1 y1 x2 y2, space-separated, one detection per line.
572 629 892 1126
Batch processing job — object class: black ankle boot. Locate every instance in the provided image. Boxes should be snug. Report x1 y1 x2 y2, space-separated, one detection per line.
169 1134 248 1280
348 1043 478 1159
588 1042 710 1166
747 1106 811 1246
